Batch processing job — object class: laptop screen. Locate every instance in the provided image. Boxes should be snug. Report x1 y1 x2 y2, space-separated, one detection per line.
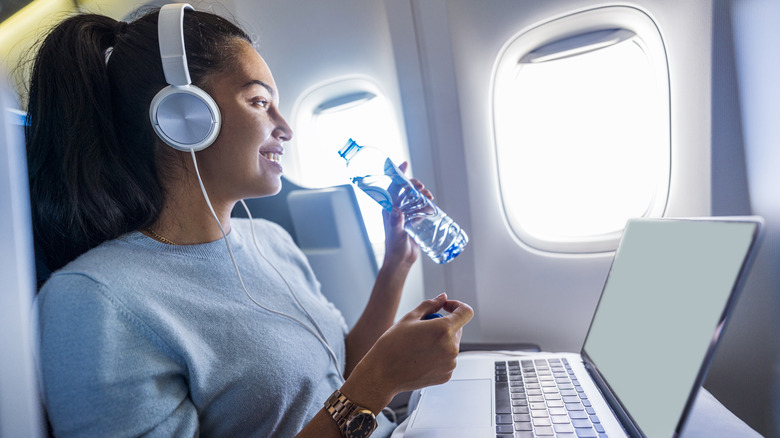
582 218 759 437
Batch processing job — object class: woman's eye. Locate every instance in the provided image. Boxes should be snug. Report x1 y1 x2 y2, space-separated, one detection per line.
252 99 269 108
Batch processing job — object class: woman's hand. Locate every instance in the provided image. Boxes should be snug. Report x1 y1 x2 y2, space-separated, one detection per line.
345 165 436 375
381 162 433 270
340 293 474 413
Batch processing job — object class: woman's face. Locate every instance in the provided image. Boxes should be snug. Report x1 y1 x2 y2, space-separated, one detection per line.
195 40 293 205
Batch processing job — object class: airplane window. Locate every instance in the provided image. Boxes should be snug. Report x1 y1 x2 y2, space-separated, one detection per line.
286 78 409 259
492 7 670 253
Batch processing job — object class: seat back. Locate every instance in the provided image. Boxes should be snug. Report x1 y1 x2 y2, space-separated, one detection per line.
287 184 378 328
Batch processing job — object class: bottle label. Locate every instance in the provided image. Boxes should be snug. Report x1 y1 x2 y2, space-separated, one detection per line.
383 158 407 186
352 176 393 210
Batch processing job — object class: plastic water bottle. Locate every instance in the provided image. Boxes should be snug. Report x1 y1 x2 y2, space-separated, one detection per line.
338 138 468 264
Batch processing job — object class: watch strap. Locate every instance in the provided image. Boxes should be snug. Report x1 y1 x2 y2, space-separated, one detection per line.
324 389 376 437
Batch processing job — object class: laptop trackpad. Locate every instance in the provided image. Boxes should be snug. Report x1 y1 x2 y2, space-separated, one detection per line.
411 379 492 429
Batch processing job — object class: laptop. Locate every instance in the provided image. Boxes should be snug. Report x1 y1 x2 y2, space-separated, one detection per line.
397 216 763 438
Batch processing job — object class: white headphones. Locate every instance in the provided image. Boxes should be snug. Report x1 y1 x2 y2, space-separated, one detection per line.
149 3 221 152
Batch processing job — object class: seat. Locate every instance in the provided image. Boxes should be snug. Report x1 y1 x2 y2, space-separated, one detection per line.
287 184 378 328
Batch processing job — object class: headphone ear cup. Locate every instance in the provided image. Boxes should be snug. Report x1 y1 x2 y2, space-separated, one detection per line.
149 84 221 152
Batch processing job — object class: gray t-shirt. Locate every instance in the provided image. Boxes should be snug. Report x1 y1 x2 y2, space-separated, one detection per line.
37 218 394 437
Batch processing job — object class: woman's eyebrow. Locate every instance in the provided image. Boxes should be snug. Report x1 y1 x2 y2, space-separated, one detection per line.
241 79 276 97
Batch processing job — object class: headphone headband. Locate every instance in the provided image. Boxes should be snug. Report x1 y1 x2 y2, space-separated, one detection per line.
150 3 221 152
158 3 193 86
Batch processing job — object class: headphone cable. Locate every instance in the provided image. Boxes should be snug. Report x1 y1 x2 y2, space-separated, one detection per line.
189 150 345 383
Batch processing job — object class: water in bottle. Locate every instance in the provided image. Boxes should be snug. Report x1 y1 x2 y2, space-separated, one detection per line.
338 138 468 264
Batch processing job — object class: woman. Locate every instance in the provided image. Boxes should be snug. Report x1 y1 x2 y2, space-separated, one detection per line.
28 4 472 437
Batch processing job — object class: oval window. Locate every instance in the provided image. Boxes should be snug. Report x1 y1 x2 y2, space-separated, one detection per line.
492 7 670 253
286 77 409 257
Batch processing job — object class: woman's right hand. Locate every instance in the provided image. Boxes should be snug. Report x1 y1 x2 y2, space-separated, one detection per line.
339 293 474 413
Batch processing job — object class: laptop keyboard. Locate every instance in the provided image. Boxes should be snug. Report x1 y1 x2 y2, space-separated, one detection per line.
494 358 608 438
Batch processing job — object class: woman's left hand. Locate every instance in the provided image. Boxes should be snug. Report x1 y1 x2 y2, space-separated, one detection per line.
381 162 433 270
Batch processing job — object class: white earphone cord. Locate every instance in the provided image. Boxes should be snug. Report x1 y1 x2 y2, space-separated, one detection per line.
238 198 336 357
189 150 345 383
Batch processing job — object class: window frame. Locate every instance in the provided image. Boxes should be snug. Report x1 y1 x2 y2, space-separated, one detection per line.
286 75 410 261
286 75 408 189
490 6 671 253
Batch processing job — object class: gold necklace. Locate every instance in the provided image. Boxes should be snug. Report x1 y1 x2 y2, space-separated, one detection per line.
145 228 178 245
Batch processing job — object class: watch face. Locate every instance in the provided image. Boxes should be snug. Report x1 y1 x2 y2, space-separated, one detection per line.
345 411 377 438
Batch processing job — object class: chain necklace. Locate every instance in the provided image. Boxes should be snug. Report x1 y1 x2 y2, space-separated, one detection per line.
145 228 179 245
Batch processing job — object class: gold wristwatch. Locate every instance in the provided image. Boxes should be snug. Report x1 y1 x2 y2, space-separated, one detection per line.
324 389 378 438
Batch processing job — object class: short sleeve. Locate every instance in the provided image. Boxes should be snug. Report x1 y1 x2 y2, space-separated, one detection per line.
37 273 199 437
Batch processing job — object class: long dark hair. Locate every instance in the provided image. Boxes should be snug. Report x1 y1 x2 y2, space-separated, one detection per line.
25 8 251 273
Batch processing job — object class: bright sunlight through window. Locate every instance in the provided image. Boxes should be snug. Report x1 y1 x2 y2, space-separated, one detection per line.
286 78 408 257
493 10 670 253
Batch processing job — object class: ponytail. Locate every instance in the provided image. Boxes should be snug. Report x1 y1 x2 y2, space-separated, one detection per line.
26 14 162 273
